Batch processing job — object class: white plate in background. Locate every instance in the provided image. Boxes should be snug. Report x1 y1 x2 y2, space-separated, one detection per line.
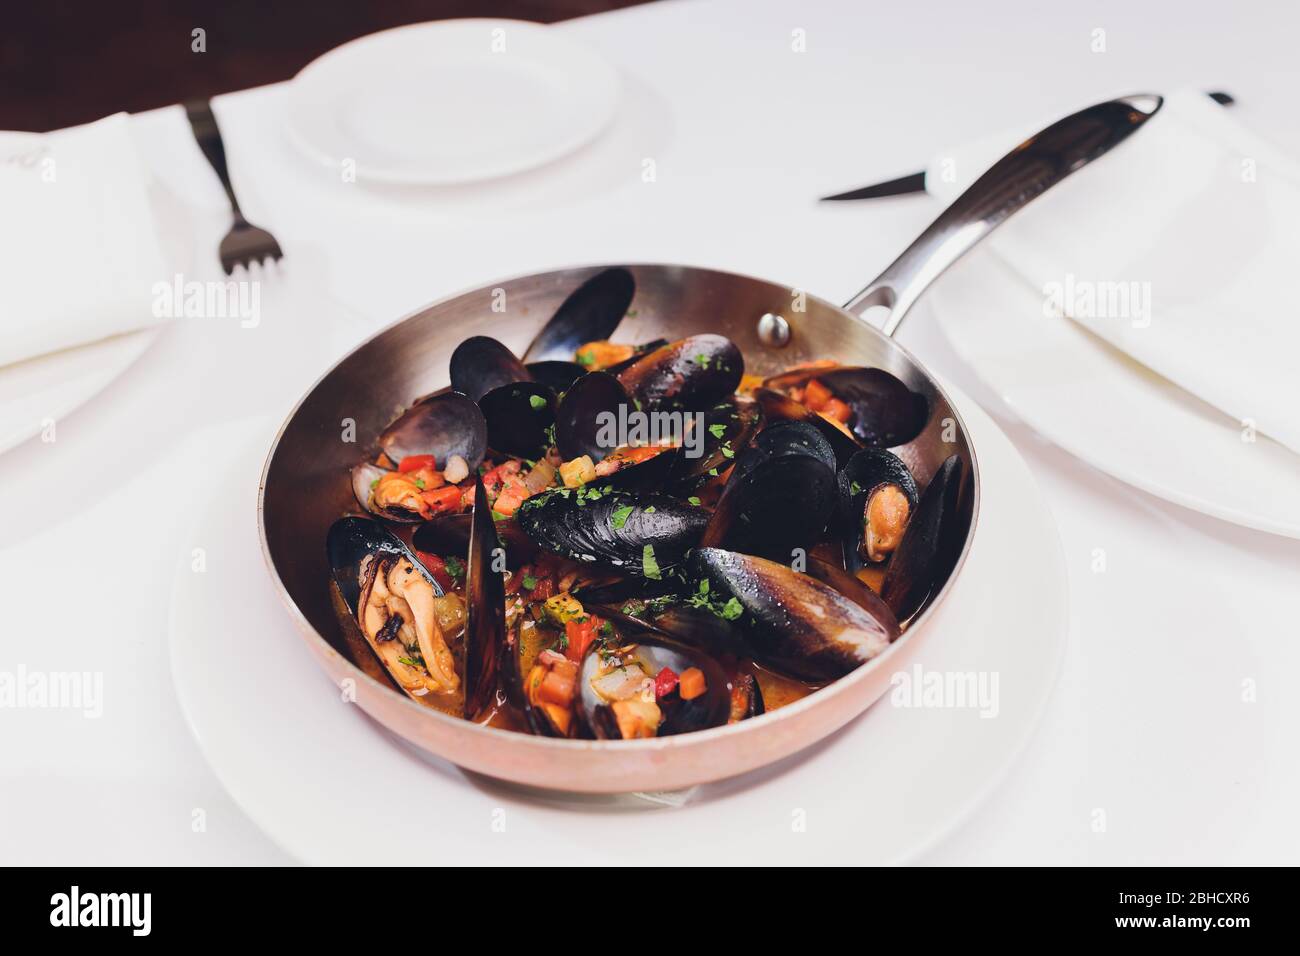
931 250 1300 538
168 385 1066 865
286 19 620 185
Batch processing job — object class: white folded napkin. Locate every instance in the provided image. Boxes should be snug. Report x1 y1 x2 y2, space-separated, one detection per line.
926 90 1300 454
0 113 169 368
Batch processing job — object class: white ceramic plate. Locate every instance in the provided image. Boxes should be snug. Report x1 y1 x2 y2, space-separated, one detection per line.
286 19 620 185
168 383 1066 865
0 328 160 455
932 250 1300 538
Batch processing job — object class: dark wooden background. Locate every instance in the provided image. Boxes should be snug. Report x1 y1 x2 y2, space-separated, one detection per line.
0 0 648 131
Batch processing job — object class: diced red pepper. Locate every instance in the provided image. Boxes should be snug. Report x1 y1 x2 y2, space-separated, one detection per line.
529 576 555 600
564 614 603 663
421 484 464 515
398 454 437 473
415 551 456 592
654 666 680 699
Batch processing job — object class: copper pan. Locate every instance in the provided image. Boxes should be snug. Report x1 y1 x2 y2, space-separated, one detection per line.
258 96 1158 791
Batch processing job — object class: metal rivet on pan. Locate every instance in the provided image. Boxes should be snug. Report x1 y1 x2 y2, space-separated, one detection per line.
757 312 790 347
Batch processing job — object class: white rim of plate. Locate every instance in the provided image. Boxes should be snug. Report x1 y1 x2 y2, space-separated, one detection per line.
284 19 621 186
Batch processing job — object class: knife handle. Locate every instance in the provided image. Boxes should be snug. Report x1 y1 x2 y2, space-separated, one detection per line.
845 94 1163 337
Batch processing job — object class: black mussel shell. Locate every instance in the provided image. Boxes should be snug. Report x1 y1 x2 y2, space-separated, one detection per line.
377 391 488 468
571 576 679 607
803 557 901 624
577 629 730 739
327 516 443 617
838 447 919 570
816 367 928 448
515 487 707 576
700 420 838 562
753 387 861 468
617 334 744 412
450 336 532 403
522 267 636 363
589 602 747 658
464 477 506 719
689 547 899 683
880 454 965 624
501 618 571 737
526 360 587 392
666 398 762 491
478 381 555 459
412 512 534 565
553 371 630 462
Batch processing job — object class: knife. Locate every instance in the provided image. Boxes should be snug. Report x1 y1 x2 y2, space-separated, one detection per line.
820 90 1234 202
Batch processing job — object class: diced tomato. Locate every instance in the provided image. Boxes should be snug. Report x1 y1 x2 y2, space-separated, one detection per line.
398 454 437 473
481 460 523 496
421 484 464 515
564 614 603 663
529 576 555 600
654 666 680 699
804 378 833 411
415 551 456 592
821 397 852 424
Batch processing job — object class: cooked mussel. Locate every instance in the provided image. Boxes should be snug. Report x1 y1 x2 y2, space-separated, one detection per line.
880 454 965 624
522 267 636 363
617 334 744 412
839 448 919 570
689 547 899 682
412 511 534 565
577 630 731 739
700 420 838 562
516 487 707 576
326 516 465 707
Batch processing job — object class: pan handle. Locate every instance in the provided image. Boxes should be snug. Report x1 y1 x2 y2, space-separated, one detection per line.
843 94 1163 337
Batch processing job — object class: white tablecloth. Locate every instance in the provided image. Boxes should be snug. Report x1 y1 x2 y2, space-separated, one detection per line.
3 0 1298 864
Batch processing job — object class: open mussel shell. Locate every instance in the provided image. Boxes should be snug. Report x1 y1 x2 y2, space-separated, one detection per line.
700 420 838 562
576 629 731 739
753 387 861 468
880 454 965 625
478 381 555 459
327 515 438 617
617 334 744 412
522 267 636 363
377 391 488 467
516 487 707 576
838 447 919 571
449 335 532 403
553 370 629 462
463 476 506 719
689 547 900 683
601 338 668 376
802 556 903 626
771 366 928 448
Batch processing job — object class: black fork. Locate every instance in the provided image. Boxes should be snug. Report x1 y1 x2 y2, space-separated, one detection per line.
184 99 283 274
